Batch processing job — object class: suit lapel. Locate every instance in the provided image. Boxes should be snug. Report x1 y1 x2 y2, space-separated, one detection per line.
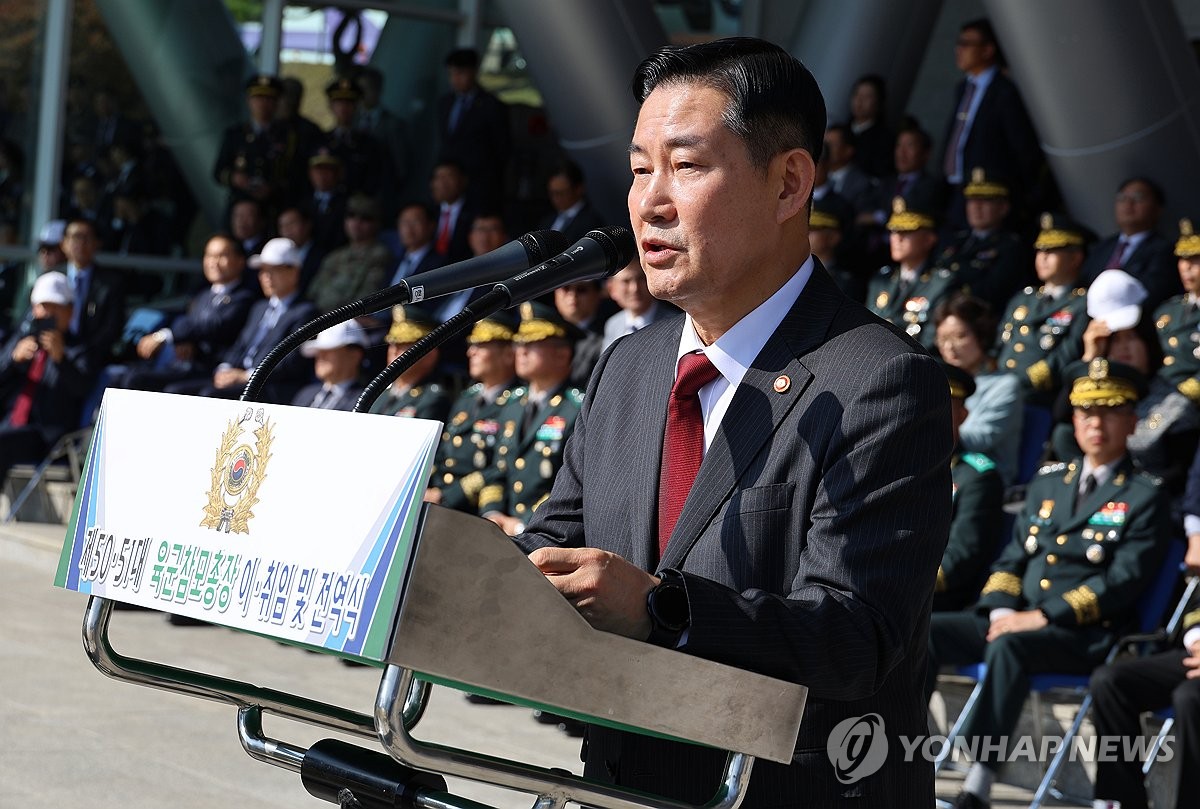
628 319 682 571
659 263 843 570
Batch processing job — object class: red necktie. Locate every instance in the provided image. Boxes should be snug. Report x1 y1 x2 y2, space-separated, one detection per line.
1106 238 1130 270
436 208 452 255
657 352 721 557
8 349 48 428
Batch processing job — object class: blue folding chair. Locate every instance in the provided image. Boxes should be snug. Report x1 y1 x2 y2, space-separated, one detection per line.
933 539 1187 809
1015 404 1053 486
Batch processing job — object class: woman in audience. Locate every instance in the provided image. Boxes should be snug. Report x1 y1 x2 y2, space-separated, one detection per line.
935 293 1024 485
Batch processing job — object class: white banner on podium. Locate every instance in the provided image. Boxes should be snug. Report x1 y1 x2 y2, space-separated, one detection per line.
54 389 440 662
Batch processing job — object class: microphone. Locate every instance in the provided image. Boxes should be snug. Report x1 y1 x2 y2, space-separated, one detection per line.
492 226 637 305
239 229 569 402
357 229 570 313
353 226 637 413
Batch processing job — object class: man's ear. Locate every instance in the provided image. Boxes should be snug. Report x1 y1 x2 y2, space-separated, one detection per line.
776 148 816 225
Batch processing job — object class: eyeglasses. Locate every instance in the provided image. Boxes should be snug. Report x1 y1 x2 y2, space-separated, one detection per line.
956 37 986 48
1115 192 1150 204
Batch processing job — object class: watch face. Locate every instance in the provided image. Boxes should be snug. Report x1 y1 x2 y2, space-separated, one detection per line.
650 582 690 632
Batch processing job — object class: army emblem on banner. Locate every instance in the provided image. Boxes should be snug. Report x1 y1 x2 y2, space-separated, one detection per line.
201 407 274 534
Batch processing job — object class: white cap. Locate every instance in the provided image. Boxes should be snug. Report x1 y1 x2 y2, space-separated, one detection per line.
1087 269 1147 331
300 321 369 356
248 237 301 268
30 271 74 306
38 220 66 246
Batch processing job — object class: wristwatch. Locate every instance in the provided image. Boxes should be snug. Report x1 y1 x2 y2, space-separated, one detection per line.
646 573 690 647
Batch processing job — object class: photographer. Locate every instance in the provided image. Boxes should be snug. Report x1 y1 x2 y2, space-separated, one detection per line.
0 272 96 489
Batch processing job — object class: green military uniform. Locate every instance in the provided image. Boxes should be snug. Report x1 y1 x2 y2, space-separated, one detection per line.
997 214 1092 402
1153 220 1200 404
935 360 1005 612
934 169 1027 315
213 75 295 210
928 359 1171 771
867 196 957 350
367 305 451 422
306 194 391 314
431 312 522 512
809 196 864 302
477 302 585 525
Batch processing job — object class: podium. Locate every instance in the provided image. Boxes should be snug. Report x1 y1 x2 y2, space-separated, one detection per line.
62 391 807 808
81 503 807 809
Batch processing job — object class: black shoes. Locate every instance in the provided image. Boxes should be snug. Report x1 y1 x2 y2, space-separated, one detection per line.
952 791 991 809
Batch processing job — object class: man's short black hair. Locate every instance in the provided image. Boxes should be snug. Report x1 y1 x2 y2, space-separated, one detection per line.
825 123 857 150
65 217 99 239
896 120 933 153
399 200 438 223
960 18 997 47
445 48 480 70
549 159 586 188
1118 176 1166 207
631 37 826 170
210 232 247 257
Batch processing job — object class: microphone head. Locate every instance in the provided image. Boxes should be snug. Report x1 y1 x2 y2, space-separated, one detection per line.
520 229 571 264
584 226 638 275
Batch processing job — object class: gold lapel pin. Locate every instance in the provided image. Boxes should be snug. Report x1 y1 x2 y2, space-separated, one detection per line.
773 375 791 393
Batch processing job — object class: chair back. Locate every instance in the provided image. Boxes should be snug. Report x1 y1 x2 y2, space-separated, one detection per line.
1016 404 1053 485
1135 539 1186 634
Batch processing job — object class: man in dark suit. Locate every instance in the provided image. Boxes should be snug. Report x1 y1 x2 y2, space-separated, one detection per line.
538 160 606 244
940 18 1041 231
0 272 98 489
927 359 1169 809
292 321 367 411
109 233 257 391
429 161 476 264
436 48 510 211
602 258 677 350
61 218 126 361
166 238 316 404
1081 177 1178 310
516 38 952 807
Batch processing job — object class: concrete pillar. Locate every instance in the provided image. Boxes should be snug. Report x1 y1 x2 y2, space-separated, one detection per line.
495 0 668 224
984 0 1200 232
790 0 944 127
94 0 254 227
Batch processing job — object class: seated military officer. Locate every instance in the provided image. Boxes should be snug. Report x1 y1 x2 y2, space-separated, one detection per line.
808 195 865 302
425 311 521 513
926 358 1171 809
935 363 1005 612
478 302 584 536
934 168 1027 315
867 196 955 350
366 305 450 421
997 213 1094 405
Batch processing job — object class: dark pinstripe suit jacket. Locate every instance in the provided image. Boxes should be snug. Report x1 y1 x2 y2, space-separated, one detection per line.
518 263 952 807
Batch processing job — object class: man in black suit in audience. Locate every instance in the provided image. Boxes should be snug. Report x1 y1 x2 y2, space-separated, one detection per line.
436 48 510 210
939 18 1041 231
61 217 126 362
292 321 367 411
110 234 257 392
166 238 316 404
538 160 606 243
1081 177 1178 310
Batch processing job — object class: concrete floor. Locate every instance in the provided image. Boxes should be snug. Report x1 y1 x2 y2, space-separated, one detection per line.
2 520 1045 808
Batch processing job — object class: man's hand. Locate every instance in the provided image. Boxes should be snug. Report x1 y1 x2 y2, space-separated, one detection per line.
528 547 659 640
212 367 250 389
1082 318 1112 361
485 513 524 535
423 488 442 504
1185 639 1200 679
986 608 1048 641
136 332 165 360
11 336 38 363
1186 533 1200 574
38 330 65 363
173 343 195 363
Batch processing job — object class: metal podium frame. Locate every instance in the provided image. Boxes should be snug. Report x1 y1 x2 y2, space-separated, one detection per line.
78 504 808 809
